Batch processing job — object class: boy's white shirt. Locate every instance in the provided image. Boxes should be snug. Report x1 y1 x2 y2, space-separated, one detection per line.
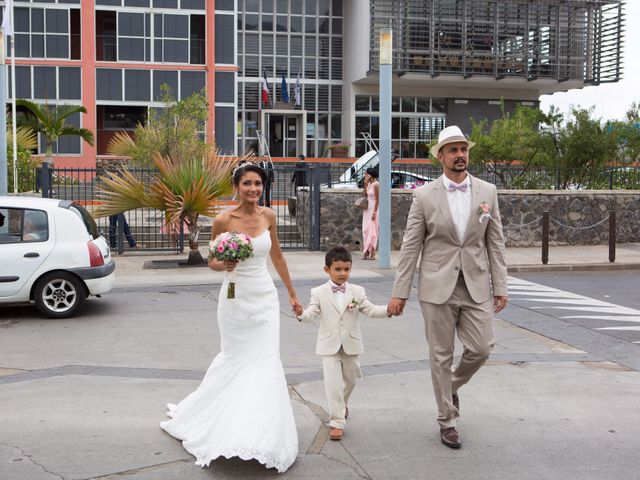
298 280 389 356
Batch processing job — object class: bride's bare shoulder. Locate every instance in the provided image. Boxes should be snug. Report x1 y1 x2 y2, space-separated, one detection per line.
261 207 276 220
212 211 232 238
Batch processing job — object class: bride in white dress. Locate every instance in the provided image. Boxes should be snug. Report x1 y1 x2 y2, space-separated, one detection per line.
161 163 303 473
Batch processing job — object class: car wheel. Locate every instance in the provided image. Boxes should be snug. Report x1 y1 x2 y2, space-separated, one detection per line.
34 272 87 318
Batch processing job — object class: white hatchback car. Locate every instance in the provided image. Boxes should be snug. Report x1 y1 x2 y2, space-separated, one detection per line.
0 196 115 318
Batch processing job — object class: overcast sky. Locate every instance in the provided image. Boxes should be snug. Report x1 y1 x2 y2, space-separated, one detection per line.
539 1 638 121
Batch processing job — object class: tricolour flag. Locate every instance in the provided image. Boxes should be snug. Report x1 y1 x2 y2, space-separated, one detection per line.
280 70 289 103
294 73 301 107
261 70 270 107
2 0 14 36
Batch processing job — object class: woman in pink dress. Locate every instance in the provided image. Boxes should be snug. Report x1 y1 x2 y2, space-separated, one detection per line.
361 167 380 260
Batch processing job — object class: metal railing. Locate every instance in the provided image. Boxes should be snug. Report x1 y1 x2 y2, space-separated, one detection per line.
38 164 328 253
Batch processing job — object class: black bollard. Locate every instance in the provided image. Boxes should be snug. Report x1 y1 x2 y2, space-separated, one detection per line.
609 211 616 263
542 211 549 265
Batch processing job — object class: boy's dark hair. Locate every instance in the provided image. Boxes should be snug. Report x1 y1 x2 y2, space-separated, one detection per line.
325 246 352 267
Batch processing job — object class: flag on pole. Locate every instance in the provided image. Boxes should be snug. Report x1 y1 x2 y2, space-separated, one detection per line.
261 70 270 107
2 0 13 36
280 70 289 103
294 73 301 107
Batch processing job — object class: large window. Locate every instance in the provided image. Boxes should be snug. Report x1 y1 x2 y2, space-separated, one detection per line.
9 6 81 60
355 95 446 159
237 0 344 156
95 10 205 64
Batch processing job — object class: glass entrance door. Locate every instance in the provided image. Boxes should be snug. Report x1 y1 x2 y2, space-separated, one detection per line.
266 113 302 158
285 116 297 157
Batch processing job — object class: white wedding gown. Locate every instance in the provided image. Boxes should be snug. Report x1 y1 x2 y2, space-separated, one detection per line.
160 230 298 472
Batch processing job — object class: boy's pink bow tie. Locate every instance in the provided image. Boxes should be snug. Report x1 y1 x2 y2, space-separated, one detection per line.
447 183 468 193
331 284 346 293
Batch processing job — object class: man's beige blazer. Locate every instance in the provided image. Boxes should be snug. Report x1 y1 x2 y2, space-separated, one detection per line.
391 175 507 305
299 282 389 355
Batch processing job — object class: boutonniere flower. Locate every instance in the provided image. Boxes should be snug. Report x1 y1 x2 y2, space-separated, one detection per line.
478 202 492 223
347 298 359 312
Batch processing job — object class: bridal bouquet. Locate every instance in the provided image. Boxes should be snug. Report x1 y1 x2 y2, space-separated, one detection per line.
209 231 254 299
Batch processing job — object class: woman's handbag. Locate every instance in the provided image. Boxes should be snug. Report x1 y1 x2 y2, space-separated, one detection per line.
354 196 368 210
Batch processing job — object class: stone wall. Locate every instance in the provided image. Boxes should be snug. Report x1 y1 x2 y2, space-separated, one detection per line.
306 189 640 251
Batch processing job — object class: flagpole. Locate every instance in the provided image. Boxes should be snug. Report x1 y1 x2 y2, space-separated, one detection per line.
10 33 16 193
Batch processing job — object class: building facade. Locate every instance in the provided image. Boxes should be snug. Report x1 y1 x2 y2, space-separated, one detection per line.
1 0 625 166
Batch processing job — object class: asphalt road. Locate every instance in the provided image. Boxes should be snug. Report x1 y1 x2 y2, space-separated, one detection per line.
501 271 640 370
2 270 640 479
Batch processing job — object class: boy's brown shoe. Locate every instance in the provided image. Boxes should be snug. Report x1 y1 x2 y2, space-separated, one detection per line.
329 428 344 440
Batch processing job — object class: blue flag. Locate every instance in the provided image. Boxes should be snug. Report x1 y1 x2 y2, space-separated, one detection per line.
281 70 290 103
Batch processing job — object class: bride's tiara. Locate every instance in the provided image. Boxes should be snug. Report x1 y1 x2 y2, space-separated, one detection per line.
232 161 265 177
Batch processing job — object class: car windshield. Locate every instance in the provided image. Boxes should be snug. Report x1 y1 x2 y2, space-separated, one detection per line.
69 203 100 239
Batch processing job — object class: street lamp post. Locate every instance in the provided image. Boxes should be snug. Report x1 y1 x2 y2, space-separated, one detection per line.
378 26 392 268
0 31 7 195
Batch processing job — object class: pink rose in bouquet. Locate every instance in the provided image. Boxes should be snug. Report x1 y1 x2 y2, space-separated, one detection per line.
209 231 254 298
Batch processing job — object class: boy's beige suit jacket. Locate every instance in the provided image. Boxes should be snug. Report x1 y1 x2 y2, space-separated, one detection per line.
299 281 388 355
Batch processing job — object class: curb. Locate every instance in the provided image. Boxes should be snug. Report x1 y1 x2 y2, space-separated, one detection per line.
507 263 640 273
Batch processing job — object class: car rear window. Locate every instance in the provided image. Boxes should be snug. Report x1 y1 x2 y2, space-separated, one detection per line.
69 204 100 239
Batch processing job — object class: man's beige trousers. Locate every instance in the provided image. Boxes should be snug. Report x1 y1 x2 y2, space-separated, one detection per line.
420 276 495 428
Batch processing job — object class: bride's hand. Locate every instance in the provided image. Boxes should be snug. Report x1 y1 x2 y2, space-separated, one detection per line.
223 260 239 272
289 296 302 314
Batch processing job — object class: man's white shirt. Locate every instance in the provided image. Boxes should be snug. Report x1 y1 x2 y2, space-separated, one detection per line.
442 174 472 242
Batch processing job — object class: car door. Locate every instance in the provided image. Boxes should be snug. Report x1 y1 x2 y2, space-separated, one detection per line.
0 207 55 298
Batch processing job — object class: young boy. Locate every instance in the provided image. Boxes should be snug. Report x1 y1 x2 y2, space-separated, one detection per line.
295 246 391 440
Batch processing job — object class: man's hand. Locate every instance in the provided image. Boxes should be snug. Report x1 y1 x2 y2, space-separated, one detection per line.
494 296 508 313
387 298 406 316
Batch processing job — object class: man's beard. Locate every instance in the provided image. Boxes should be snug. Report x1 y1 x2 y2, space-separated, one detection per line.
450 158 467 172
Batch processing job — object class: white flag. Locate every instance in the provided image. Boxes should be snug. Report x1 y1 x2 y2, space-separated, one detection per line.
294 74 301 107
2 0 13 36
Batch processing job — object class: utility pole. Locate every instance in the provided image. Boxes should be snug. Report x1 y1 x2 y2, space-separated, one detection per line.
378 25 393 269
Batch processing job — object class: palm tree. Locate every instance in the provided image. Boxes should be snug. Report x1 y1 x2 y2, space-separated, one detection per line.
16 100 94 164
94 147 246 265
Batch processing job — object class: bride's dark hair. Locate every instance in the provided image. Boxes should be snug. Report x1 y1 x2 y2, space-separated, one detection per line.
232 162 267 186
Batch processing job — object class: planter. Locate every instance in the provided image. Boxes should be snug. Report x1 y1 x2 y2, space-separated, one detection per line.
329 147 349 158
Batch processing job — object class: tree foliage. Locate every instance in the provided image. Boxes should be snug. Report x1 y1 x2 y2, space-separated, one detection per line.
107 86 209 165
16 100 94 162
94 147 245 265
469 102 555 188
552 107 617 189
6 124 39 193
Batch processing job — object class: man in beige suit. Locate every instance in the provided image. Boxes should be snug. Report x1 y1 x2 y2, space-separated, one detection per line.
296 247 390 440
388 125 508 449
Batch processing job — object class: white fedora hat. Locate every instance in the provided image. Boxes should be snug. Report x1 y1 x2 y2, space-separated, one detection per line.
430 125 475 158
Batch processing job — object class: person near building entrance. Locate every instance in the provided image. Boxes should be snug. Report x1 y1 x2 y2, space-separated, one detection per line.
291 154 308 189
387 125 508 449
258 160 275 208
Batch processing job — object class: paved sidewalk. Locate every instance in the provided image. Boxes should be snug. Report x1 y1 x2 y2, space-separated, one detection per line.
1 243 639 479
111 242 640 288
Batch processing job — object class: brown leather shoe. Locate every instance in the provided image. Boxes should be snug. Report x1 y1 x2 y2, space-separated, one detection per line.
452 393 459 412
440 427 462 449
345 406 349 419
329 427 344 441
